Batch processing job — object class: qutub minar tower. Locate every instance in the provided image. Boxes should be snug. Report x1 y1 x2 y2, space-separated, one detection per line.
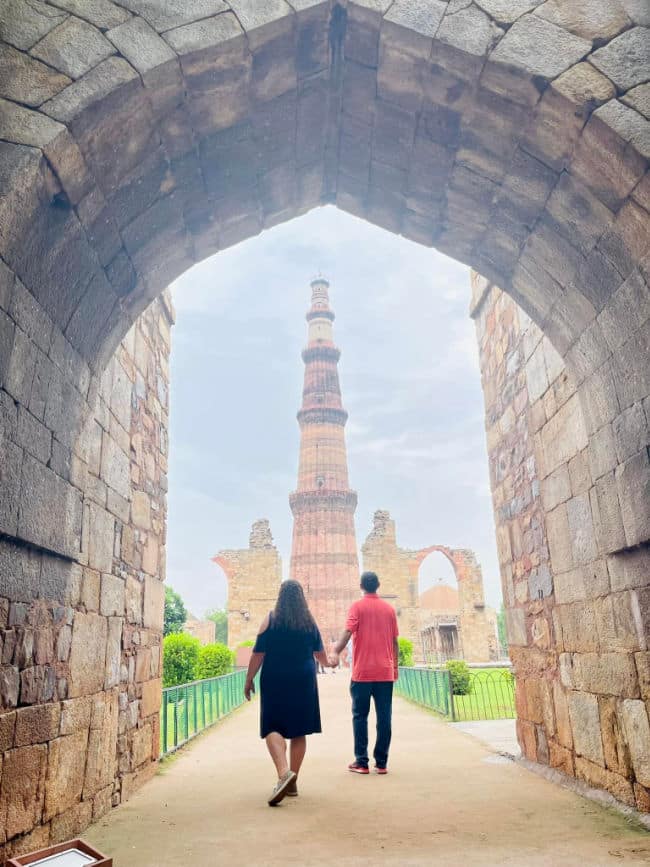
289 278 360 642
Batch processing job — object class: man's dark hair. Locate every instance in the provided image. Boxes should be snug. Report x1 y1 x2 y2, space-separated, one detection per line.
360 571 380 593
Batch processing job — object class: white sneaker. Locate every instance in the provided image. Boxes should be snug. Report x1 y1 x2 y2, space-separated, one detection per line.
268 770 297 806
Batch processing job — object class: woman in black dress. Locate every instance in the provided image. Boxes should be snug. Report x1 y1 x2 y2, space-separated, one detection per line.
244 580 331 805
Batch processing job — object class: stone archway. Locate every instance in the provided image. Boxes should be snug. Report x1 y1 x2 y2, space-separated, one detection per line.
0 0 649 850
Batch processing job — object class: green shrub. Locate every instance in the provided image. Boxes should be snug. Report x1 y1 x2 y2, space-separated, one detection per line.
446 659 472 695
237 639 255 648
397 637 414 667
163 633 200 687
195 643 234 680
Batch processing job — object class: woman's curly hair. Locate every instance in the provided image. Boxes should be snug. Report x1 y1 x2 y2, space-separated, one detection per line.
272 580 317 633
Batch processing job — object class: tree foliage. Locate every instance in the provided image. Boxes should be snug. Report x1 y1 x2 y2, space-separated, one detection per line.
195 643 234 680
162 633 200 687
164 585 187 637
205 608 228 645
397 637 414 667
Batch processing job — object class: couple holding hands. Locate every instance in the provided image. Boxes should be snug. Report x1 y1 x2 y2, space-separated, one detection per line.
244 571 399 806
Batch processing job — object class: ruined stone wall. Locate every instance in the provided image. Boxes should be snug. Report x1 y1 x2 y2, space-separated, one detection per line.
362 511 494 664
213 520 282 650
183 619 216 646
0 294 172 860
471 273 650 813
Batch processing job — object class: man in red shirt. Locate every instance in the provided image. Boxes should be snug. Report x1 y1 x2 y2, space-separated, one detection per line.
331 571 399 774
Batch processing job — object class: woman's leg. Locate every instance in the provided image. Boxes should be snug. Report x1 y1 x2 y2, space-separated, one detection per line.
265 732 289 778
289 736 307 776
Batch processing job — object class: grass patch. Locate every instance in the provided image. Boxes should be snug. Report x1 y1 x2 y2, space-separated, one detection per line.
450 668 515 721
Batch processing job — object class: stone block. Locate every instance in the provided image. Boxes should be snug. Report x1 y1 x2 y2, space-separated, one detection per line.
100 573 125 617
554 567 585 605
81 569 100 612
0 0 67 51
31 17 115 80
505 606 527 646
125 577 143 624
68 612 107 697
574 651 640 698
135 647 152 683
568 690 604 764
553 681 573 749
14 702 60 747
100 434 130 500
615 448 650 548
608 547 650 592
636 652 650 701
613 402 648 464
595 592 645 652
87 503 115 574
621 699 650 786
49 799 93 845
0 43 71 106
556 603 598 652
20 665 56 704
574 756 636 806
535 0 631 40
546 503 573 574
140 678 161 718
105 616 123 689
0 666 19 709
599 696 633 776
0 743 47 839
143 576 164 631
60 695 92 735
540 464 571 512
566 492 598 566
132 490 151 530
44 730 88 820
590 27 650 91
83 690 118 798
490 14 590 78
18 454 82 559
132 721 153 767
591 473 627 555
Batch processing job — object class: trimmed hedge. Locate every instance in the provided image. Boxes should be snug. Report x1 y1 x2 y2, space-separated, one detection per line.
398 637 414 667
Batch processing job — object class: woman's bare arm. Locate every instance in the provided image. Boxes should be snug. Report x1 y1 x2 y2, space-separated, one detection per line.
244 614 270 700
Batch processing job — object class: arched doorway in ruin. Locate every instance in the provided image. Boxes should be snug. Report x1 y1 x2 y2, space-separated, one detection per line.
0 0 648 852
417 546 498 665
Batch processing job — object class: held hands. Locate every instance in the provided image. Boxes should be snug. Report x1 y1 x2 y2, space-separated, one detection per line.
244 679 255 701
328 654 339 668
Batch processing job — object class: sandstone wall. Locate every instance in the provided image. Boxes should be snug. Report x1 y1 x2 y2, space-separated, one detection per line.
471 273 650 813
0 294 172 860
361 511 494 664
184 619 216 646
213 520 282 649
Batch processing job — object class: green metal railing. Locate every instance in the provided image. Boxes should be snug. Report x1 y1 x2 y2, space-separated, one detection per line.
450 669 516 722
160 669 252 755
396 667 515 722
395 667 455 718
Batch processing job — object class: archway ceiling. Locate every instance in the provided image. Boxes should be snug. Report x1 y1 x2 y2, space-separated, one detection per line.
0 0 647 372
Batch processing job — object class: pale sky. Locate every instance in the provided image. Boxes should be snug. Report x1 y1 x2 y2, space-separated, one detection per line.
167 206 501 620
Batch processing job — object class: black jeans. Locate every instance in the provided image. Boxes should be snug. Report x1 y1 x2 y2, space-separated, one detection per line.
350 680 393 768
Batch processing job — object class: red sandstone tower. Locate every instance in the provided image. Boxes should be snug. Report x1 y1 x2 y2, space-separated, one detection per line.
289 278 360 642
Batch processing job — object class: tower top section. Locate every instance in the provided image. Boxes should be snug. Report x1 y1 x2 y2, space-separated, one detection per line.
307 276 335 323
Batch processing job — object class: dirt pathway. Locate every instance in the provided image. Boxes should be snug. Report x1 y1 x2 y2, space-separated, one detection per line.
87 675 649 866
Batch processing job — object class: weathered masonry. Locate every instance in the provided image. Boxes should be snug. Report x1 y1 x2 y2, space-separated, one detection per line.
213 519 282 650
0 0 648 852
362 510 495 663
472 271 650 814
0 291 172 860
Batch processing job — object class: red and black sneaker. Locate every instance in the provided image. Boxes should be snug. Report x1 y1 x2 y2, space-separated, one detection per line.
348 762 369 774
374 765 388 775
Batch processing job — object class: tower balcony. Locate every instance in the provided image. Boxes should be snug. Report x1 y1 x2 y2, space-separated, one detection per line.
289 489 358 514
